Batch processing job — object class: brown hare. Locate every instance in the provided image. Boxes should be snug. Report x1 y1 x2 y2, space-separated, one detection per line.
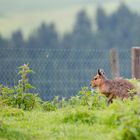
90 69 136 104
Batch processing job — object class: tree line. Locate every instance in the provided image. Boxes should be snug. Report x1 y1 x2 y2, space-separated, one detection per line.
1 4 140 49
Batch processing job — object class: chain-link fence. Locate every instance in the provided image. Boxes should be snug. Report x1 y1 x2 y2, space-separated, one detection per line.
0 47 131 100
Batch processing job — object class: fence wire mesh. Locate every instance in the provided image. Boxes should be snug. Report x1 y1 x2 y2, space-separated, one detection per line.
0 48 131 100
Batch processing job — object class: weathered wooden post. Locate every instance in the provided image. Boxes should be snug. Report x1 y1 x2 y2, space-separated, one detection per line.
132 47 140 79
110 48 120 78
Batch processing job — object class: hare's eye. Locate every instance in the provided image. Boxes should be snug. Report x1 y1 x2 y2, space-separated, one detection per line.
94 77 97 80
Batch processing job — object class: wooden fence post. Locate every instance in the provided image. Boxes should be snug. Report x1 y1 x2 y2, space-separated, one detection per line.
110 48 120 78
132 47 140 79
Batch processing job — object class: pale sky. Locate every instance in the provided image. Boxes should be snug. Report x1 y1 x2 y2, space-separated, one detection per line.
0 0 140 38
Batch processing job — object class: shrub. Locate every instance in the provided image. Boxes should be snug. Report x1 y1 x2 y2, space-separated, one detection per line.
0 64 42 111
13 93 41 110
79 87 107 109
13 64 42 110
42 101 56 111
0 106 24 117
42 96 69 111
68 95 81 107
63 107 96 124
129 79 140 95
113 98 140 140
0 85 15 106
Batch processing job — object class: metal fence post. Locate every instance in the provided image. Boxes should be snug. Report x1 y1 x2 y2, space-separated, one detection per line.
132 47 140 79
110 48 120 78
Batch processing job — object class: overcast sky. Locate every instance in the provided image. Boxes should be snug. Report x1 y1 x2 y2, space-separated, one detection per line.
0 0 140 38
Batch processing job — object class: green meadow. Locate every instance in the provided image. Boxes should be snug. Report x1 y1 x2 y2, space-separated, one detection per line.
0 64 140 140
1 97 140 140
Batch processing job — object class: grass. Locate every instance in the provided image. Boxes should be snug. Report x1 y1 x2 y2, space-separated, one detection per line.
0 107 112 140
0 97 140 140
0 74 140 140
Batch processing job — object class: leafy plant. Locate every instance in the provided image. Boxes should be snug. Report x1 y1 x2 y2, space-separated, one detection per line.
63 107 96 124
0 85 15 106
129 79 140 95
0 106 24 117
0 64 42 110
42 101 56 111
18 64 34 93
68 95 81 107
13 64 42 110
79 87 107 109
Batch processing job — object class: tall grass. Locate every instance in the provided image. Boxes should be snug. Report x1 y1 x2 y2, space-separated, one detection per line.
0 96 140 140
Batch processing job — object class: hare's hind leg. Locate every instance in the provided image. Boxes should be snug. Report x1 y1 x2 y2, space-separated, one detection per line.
108 93 115 105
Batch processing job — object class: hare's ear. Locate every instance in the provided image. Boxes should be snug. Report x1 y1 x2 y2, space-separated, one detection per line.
98 69 105 76
98 69 102 75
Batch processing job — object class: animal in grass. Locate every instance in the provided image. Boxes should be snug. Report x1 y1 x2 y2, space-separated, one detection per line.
90 69 136 104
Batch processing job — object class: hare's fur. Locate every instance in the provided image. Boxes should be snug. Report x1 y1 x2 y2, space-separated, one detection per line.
90 69 135 104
